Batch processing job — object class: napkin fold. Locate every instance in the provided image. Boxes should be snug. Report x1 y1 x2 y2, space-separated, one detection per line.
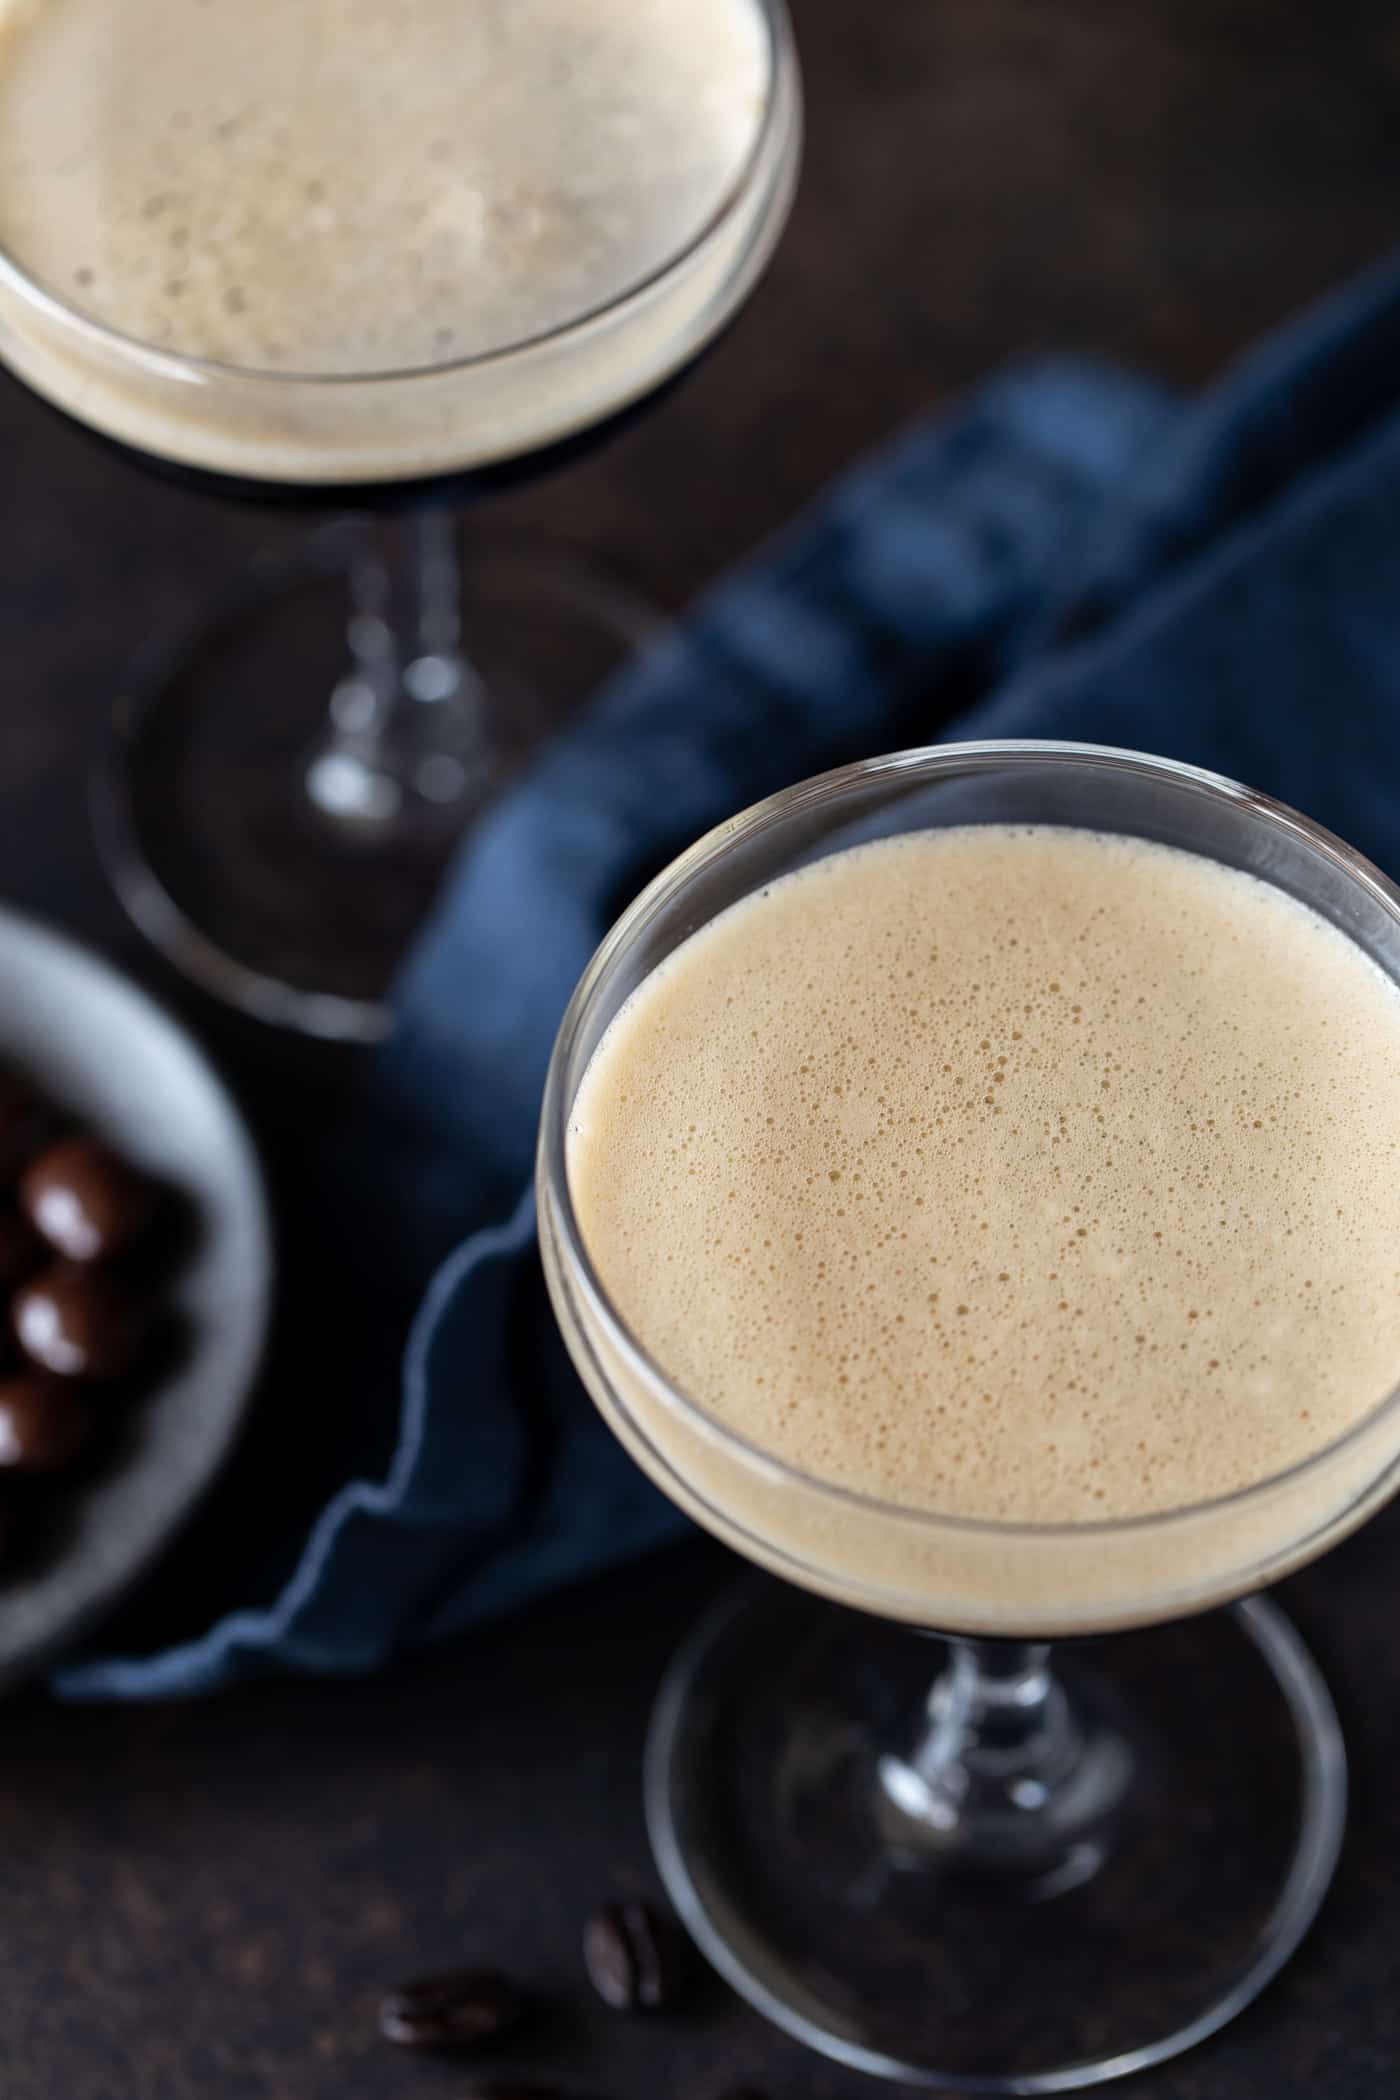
58 251 1400 1698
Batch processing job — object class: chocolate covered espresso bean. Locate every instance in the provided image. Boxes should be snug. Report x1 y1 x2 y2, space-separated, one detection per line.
13 1265 148 1380
21 1135 155 1263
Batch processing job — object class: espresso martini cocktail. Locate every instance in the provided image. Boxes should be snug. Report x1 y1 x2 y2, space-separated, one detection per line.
540 743 1400 2091
567 821 1400 1630
0 0 801 1035
0 0 784 481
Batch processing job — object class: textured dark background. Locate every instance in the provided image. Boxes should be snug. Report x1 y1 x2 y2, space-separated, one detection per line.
2 1 1399 2093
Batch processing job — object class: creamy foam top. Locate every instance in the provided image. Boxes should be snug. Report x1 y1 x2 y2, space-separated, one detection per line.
568 828 1400 1525
0 0 769 373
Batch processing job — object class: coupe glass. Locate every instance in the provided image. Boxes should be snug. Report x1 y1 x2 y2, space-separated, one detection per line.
537 742 1400 2090
0 0 801 1040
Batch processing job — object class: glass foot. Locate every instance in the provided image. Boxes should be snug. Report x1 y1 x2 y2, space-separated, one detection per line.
646 1581 1345 2092
97 526 659 1042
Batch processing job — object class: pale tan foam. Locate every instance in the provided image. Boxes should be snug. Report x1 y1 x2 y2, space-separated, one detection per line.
567 828 1400 1558
0 0 768 369
0 0 792 478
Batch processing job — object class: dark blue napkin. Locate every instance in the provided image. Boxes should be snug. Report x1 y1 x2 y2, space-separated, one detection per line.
57 251 1400 1697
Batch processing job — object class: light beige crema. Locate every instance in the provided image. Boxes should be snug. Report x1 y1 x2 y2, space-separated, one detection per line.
562 827 1400 1629
0 0 787 477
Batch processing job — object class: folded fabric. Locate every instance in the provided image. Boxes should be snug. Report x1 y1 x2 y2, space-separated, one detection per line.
57 249 1400 1697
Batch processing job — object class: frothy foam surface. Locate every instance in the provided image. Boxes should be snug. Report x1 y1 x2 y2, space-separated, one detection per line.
569 828 1400 1527
0 0 769 373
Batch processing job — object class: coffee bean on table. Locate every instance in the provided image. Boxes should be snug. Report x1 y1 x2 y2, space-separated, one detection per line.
13 1265 149 1381
21 1136 155 1264
583 1898 684 2011
378 1967 523 2050
0 1373 95 1472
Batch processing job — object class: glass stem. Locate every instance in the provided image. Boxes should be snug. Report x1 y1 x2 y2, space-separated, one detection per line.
877 1637 1128 1886
306 513 490 827
403 509 471 704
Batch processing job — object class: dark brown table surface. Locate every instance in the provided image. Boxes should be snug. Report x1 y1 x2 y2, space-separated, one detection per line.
3 4 1400 2094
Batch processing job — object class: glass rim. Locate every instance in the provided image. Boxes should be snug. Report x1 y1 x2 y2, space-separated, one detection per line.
539 737 1400 1543
0 0 796 390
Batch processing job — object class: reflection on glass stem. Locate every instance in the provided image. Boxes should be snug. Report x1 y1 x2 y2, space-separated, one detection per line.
878 1637 1131 1895
306 512 493 832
